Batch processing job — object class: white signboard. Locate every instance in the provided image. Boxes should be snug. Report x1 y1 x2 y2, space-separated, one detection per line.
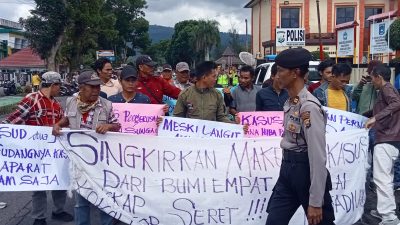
276 28 305 47
370 20 395 54
96 50 115 61
337 28 354 57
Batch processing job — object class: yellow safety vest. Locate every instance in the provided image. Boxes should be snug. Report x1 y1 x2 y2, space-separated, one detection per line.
217 74 229 86
232 74 239 86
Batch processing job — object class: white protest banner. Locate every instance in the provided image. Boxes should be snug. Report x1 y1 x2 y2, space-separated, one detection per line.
276 28 305 47
162 95 177 115
113 103 164 135
324 107 368 133
59 129 368 225
337 28 354 57
0 124 70 191
370 20 394 54
157 116 244 138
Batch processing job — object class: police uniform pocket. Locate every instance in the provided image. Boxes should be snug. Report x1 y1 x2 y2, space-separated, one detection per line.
286 122 301 134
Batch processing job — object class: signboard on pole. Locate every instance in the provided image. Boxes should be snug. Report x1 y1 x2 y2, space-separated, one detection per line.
96 50 115 62
276 28 305 47
337 28 354 57
370 20 395 54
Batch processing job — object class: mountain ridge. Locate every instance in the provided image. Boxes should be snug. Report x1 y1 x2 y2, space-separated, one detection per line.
149 24 248 46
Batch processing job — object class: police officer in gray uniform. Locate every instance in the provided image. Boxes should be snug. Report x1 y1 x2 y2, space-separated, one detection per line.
265 48 335 225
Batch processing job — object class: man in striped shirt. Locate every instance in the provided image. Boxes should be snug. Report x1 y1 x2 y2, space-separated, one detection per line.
2 71 73 225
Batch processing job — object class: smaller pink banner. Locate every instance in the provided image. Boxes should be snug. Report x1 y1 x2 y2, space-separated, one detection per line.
239 111 284 137
113 103 164 136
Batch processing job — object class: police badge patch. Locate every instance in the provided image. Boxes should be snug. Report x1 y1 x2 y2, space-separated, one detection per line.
301 111 311 128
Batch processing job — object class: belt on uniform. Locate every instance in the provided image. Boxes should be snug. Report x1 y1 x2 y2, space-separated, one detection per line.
282 149 309 164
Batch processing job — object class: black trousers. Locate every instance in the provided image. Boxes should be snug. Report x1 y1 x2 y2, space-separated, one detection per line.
265 150 335 225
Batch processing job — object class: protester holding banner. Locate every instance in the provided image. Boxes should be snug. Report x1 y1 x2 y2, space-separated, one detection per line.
365 65 400 225
313 63 353 111
135 55 181 104
2 71 73 225
94 57 122 97
108 65 151 104
173 62 193 90
265 48 335 225
173 61 234 123
229 65 261 115
308 59 334 94
256 63 289 111
52 70 121 225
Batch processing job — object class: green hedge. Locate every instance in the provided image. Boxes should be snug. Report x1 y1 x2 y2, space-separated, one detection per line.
0 103 17 117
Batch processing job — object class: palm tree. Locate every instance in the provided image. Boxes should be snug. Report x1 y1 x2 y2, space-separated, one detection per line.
194 20 220 61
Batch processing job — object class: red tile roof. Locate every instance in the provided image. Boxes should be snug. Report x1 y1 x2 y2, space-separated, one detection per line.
0 48 46 68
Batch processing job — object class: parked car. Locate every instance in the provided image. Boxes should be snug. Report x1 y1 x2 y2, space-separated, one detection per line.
254 61 321 86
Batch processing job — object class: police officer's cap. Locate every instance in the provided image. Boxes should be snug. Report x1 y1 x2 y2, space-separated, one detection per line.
275 48 311 69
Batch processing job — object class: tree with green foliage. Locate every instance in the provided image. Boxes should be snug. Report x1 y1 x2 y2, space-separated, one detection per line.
166 20 199 66
61 0 117 70
387 18 400 57
102 0 150 61
20 0 69 70
311 50 330 60
146 39 170 64
194 20 220 61
23 0 150 71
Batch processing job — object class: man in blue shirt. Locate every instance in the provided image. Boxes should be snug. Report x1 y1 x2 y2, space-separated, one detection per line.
256 63 289 111
108 66 151 103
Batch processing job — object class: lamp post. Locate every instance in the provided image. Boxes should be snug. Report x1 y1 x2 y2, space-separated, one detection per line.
316 0 324 60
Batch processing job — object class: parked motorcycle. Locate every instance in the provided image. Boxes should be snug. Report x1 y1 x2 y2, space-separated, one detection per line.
60 80 79 96
3 80 16 96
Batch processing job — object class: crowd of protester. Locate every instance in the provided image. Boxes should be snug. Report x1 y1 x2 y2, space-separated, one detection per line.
2 52 400 225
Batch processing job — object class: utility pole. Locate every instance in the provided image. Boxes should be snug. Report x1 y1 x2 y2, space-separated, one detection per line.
316 0 324 60
245 19 249 52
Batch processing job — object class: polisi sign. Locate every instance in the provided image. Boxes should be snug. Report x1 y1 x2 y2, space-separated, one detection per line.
276 28 305 47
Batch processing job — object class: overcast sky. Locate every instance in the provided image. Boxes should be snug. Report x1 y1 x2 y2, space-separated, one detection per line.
0 0 251 33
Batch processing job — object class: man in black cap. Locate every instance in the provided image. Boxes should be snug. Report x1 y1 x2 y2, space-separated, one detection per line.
135 55 181 104
108 65 151 103
265 48 335 225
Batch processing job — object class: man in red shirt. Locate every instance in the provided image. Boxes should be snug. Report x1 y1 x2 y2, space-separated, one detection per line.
135 55 181 104
2 71 73 225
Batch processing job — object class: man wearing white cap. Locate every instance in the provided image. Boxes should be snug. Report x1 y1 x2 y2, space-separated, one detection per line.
173 62 193 90
2 71 73 225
